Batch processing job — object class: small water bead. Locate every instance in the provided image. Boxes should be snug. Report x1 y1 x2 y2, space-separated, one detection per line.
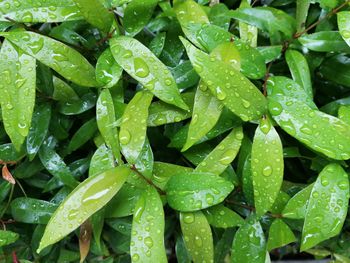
119 129 131 145
134 58 150 78
262 166 272 176
132 254 140 262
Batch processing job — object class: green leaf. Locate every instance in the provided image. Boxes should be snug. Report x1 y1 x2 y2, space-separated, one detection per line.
119 90 153 164
257 45 282 63
252 117 284 216
228 7 296 42
67 118 97 153
39 138 79 188
301 163 349 251
134 138 154 179
151 162 193 190
267 76 316 109
231 217 266 263
204 204 244 228
149 32 166 57
180 211 214 263
285 49 313 99
0 39 36 151
72 0 113 32
130 186 167 263
319 54 350 87
26 103 51 160
183 41 240 151
124 0 159 36
296 0 310 32
105 183 142 218
1 31 98 87
165 171 234 211
0 230 19 247
267 219 296 251
89 144 115 177
37 165 131 252
282 184 313 219
239 0 258 47
11 197 58 224
0 0 83 22
96 89 121 162
338 105 350 125
174 0 210 50
95 48 123 88
52 76 80 103
147 92 194 127
181 37 267 121
184 23 266 79
299 31 350 53
338 12 350 47
268 94 350 160
195 127 243 175
110 36 189 110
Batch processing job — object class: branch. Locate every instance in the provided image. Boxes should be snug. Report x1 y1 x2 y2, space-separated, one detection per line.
130 165 166 195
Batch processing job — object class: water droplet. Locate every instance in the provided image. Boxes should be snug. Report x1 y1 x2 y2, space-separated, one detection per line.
321 177 329 186
242 99 251 109
122 50 133 58
119 129 131 145
216 87 226 100
269 101 282 116
219 149 235 165
134 58 150 78
132 253 140 262
262 166 272 176
28 38 44 54
144 236 154 248
183 213 195 224
337 180 348 190
165 78 172 86
206 193 214 205
194 236 203 247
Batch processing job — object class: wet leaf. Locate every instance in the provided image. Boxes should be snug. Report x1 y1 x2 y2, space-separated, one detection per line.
96 89 121 162
79 220 92 263
26 103 51 160
0 0 83 22
268 93 350 160
285 49 313 99
282 184 313 219
11 197 58 224
181 37 267 121
165 171 234 211
67 118 97 154
130 186 167 262
204 204 244 228
299 31 350 53
2 164 15 184
95 48 123 88
119 90 153 164
319 54 350 88
52 76 80 103
39 138 79 188
301 164 349 251
338 11 350 47
37 165 131 252
195 126 243 175
1 31 98 87
72 0 113 32
231 216 266 263
296 0 310 32
124 0 159 36
180 211 214 263
110 36 189 110
239 0 258 47
252 117 284 216
0 39 36 151
267 219 296 251
0 230 19 247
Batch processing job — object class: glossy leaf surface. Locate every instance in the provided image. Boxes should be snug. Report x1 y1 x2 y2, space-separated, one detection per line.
181 37 266 121
38 165 131 252
130 186 167 263
301 164 349 251
165 171 234 211
180 211 214 263
338 12 350 47
0 40 36 151
110 36 188 110
267 219 296 251
1 31 98 87
252 117 284 216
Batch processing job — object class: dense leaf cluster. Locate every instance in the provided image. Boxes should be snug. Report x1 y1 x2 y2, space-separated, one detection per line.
0 0 350 262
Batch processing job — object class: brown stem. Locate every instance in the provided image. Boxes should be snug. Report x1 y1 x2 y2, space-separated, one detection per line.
130 165 166 195
293 0 350 38
96 28 116 46
263 62 273 97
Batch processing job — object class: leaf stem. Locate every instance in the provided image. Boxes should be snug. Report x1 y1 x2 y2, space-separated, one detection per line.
293 0 350 38
130 165 166 195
